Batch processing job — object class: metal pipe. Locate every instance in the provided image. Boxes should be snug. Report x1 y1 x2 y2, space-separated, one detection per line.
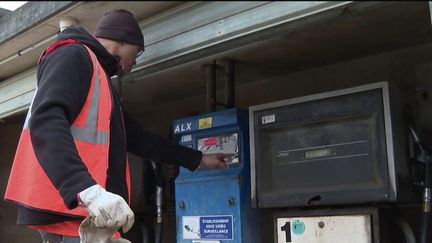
59 16 78 32
420 163 432 243
224 59 235 108
155 185 163 243
206 60 216 112
151 161 164 243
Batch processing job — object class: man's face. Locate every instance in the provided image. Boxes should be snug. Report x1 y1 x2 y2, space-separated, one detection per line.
118 42 143 74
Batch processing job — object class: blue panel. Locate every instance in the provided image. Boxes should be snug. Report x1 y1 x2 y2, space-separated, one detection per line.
176 178 241 242
174 108 260 243
173 108 240 135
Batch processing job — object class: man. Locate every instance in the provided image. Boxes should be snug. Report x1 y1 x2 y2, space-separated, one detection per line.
4 9 228 242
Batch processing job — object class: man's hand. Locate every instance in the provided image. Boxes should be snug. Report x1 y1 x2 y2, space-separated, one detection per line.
78 184 134 233
198 153 232 169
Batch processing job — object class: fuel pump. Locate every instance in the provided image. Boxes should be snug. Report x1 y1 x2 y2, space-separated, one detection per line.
173 108 260 243
249 82 422 243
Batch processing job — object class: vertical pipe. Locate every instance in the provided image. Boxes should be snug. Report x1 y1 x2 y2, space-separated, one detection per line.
225 59 235 108
206 61 216 112
420 161 432 243
151 160 164 243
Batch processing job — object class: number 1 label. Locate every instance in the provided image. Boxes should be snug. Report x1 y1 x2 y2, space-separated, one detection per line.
279 221 291 243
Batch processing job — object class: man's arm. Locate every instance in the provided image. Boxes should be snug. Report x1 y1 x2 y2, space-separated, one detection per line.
124 112 202 171
30 44 97 209
124 113 229 170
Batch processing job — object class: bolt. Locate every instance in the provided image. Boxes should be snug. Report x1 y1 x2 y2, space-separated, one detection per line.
228 197 235 206
178 200 185 209
318 221 325 228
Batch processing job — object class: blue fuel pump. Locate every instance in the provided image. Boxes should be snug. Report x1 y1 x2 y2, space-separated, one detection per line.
173 108 260 243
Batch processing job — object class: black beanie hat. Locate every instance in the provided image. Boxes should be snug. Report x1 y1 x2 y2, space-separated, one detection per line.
94 9 144 49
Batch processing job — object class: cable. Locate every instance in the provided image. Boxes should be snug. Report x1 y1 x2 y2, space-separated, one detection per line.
394 217 417 243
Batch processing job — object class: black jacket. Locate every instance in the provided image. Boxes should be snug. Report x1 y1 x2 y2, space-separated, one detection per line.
17 26 201 225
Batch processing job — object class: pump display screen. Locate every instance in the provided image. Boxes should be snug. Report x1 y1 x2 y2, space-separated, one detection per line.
197 132 239 165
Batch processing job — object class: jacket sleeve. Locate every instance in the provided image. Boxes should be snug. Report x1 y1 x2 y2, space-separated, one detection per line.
124 112 202 171
29 44 97 209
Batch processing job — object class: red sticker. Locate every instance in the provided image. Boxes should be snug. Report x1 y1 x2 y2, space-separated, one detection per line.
204 138 217 146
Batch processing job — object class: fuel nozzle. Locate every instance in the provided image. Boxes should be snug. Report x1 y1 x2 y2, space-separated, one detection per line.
410 127 432 164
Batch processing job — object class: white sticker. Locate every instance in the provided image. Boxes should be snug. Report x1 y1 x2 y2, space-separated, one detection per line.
262 114 276 124
183 216 201 239
182 134 192 142
276 215 371 243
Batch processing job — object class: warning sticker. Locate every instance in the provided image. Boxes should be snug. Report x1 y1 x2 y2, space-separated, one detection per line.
182 215 233 240
199 117 213 129
200 216 233 240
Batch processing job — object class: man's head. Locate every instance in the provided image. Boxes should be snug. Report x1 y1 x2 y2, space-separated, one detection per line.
94 9 144 74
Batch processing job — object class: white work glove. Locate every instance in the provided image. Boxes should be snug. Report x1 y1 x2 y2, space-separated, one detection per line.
79 217 131 243
78 184 134 233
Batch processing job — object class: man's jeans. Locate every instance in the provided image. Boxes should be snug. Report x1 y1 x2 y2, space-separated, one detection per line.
39 230 80 243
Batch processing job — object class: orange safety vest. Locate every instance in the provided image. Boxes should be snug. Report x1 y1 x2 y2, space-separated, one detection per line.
4 40 131 235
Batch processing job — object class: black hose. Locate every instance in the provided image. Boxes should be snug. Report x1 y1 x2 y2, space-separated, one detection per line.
394 216 416 243
419 211 431 243
155 221 163 243
141 222 150 243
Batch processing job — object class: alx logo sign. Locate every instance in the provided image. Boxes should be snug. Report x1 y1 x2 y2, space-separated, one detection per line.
174 122 192 134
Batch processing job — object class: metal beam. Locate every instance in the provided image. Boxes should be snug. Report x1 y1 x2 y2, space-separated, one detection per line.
0 68 36 119
123 1 395 82
0 1 78 47
130 1 355 77
0 1 392 119
0 8 11 18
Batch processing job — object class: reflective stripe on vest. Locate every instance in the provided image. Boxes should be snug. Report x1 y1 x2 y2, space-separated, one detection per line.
24 51 108 145
70 54 108 145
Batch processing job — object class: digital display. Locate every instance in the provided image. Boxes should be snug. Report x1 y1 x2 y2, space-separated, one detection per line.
204 138 218 146
197 132 239 165
305 148 331 159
